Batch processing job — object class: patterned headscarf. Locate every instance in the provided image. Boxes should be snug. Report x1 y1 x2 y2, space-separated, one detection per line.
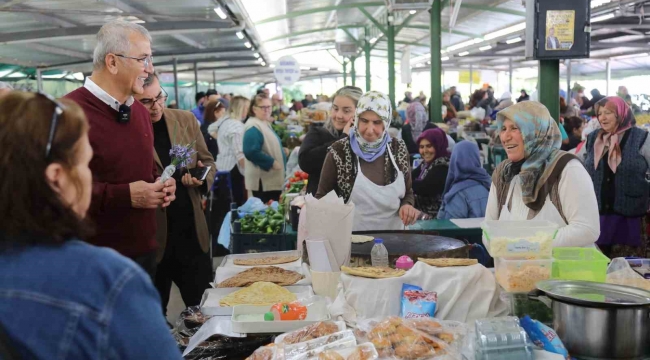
496 101 566 210
593 96 635 173
349 91 392 162
415 128 450 180
407 102 429 140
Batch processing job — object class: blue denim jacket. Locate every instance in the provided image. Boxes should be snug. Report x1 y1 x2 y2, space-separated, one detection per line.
437 184 489 220
0 240 182 360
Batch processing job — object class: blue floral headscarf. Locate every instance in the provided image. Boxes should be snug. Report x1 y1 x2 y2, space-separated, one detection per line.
496 101 566 210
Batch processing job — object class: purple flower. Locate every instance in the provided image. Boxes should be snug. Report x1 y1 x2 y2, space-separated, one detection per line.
169 144 196 169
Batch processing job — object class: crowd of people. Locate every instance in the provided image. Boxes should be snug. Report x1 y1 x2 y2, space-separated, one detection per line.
1 18 649 360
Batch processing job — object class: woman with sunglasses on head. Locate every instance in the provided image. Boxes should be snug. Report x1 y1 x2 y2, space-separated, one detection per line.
202 98 229 159
243 93 286 203
0 92 182 359
316 91 418 230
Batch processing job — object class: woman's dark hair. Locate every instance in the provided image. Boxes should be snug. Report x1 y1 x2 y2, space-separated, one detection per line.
203 99 225 125
249 93 270 117
0 92 92 245
469 90 486 109
559 96 567 113
563 116 584 133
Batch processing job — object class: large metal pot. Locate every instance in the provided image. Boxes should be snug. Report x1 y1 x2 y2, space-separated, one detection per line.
529 280 650 360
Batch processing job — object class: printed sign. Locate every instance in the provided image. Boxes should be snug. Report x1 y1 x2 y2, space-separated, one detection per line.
545 10 575 51
507 240 541 253
274 56 301 85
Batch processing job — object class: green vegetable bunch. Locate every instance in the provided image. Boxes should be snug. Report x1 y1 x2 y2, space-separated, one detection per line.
236 207 285 234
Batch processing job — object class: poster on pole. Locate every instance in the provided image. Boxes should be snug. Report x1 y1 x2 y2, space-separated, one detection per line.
545 10 574 51
274 56 301 86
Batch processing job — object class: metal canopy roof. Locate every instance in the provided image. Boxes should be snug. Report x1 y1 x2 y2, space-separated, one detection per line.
0 0 648 85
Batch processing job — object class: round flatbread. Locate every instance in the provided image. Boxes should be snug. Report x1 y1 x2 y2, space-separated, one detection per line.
341 266 406 279
351 235 374 244
219 281 297 307
233 255 300 266
418 258 478 267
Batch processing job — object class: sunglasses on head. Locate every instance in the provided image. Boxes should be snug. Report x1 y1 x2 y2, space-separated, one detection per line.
40 92 66 159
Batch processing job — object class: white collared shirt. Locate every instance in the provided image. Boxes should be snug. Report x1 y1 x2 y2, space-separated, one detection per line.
83 77 134 111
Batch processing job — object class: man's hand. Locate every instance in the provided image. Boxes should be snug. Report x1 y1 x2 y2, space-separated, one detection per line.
272 160 283 170
182 160 205 188
399 204 419 226
160 177 176 208
130 181 166 209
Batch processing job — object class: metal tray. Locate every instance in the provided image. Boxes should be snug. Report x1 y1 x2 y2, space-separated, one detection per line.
219 250 302 269
200 285 314 316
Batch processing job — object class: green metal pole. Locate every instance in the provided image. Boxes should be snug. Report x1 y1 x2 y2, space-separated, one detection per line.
343 60 347 86
365 28 371 92
351 57 356 87
430 1 442 122
538 60 560 122
387 14 396 108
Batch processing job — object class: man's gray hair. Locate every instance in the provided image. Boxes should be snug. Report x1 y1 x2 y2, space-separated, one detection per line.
92 20 152 69
0 81 13 90
143 72 159 88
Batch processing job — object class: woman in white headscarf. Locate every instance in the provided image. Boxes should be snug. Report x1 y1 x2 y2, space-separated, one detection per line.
494 92 513 111
316 91 418 230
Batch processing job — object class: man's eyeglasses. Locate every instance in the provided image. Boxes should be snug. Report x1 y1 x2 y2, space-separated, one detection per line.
255 105 272 111
115 54 154 68
139 88 168 109
41 92 66 159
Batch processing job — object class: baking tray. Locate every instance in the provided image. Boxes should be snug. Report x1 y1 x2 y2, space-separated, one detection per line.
230 296 330 334
219 250 303 269
200 286 314 316
214 263 311 286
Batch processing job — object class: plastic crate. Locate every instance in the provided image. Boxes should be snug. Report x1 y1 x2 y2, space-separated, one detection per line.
500 292 553 326
481 220 557 259
552 247 610 282
231 223 289 254
495 258 553 293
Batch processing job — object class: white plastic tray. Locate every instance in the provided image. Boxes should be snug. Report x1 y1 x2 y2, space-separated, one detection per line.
231 296 330 334
200 285 314 316
219 250 303 269
214 263 312 286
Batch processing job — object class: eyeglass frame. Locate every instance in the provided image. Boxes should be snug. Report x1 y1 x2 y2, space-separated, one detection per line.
114 54 154 68
41 92 66 159
138 87 169 109
254 105 272 111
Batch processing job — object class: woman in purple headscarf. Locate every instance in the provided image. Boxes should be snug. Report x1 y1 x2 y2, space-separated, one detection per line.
412 128 451 218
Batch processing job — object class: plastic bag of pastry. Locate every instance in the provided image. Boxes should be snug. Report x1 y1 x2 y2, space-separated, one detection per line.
404 318 468 349
283 337 358 360
400 284 438 319
247 344 278 360
312 343 379 360
175 306 212 333
279 330 356 360
275 321 347 345
606 257 650 291
357 316 456 360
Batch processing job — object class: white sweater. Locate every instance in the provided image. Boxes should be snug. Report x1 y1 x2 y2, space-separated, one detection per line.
485 159 600 248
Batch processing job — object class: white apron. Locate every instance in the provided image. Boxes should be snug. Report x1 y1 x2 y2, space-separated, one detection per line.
349 146 406 231
499 176 566 226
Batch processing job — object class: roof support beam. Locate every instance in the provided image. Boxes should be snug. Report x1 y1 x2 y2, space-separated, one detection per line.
255 2 384 25
395 12 418 35
459 4 526 16
170 34 206 49
403 25 479 38
264 25 362 42
155 56 256 66
22 43 91 60
268 41 337 53
359 7 387 35
341 28 360 45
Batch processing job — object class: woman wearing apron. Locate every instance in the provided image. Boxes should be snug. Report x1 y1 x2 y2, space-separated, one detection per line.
484 101 600 248
316 91 418 231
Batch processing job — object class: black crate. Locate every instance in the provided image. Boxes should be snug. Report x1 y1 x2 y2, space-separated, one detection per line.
231 223 288 254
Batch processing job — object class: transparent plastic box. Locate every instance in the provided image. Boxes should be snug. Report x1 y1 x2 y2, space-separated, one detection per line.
474 317 534 360
500 292 553 326
481 220 558 259
552 247 610 282
495 258 553 293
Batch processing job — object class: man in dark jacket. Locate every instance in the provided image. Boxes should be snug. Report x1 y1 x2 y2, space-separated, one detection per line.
449 86 464 112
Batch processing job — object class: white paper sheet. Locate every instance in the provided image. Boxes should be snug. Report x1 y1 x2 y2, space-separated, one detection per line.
182 316 245 357
450 217 484 229
306 239 336 272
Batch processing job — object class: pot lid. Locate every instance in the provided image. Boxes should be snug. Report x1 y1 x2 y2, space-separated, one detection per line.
536 280 650 307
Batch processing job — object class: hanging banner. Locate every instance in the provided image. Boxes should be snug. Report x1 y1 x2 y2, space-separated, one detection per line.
401 46 412 84
459 70 480 84
274 56 301 86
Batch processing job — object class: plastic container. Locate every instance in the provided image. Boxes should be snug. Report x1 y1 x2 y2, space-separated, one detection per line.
395 255 414 270
500 292 553 326
481 220 558 258
474 317 534 360
231 222 293 254
552 247 610 282
231 296 330 334
200 285 313 316
371 238 389 267
495 258 553 293
626 258 650 279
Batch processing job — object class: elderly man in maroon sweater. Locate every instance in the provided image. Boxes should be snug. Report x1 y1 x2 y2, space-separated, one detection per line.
64 20 176 280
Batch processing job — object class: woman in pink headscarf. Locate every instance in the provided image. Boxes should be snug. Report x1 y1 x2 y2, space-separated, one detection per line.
580 96 650 258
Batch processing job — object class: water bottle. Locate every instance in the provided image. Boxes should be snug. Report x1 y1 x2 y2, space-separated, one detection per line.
412 154 423 169
371 238 389 268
